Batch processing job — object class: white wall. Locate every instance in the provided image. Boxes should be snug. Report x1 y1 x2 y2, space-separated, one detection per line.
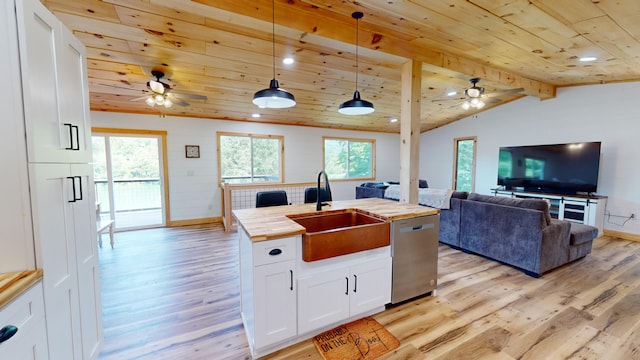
91 112 400 221
420 81 640 235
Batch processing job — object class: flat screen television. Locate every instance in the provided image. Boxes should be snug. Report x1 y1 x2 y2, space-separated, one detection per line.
497 141 601 195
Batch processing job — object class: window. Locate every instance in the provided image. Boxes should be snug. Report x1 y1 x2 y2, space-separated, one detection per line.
92 129 168 230
453 137 476 192
323 137 375 180
218 132 284 184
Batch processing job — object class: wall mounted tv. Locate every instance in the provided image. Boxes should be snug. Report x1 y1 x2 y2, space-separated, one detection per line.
497 141 601 195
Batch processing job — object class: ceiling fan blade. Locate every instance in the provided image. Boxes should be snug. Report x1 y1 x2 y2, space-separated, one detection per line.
149 80 165 94
170 91 207 101
483 87 524 98
130 96 149 102
431 97 465 102
167 95 190 107
98 83 134 91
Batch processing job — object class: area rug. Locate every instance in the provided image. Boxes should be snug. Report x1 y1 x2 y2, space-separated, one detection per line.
312 316 400 360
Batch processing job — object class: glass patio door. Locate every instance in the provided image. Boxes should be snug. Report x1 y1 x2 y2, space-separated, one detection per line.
92 133 166 230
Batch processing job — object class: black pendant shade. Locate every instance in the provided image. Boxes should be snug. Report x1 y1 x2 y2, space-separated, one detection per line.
339 90 374 115
253 79 296 108
253 0 296 109
339 11 374 115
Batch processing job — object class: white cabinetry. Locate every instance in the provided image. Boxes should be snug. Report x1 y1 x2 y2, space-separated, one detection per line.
494 190 607 235
253 260 297 348
239 226 392 358
0 283 48 359
29 163 102 359
297 257 391 334
0 0 34 274
0 0 103 358
239 231 297 355
16 0 92 164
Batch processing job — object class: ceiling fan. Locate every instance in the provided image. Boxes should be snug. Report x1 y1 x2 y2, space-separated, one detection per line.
130 70 208 108
434 78 524 110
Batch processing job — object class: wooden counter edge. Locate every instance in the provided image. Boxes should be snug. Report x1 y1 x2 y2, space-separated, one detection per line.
0 269 44 308
235 198 440 242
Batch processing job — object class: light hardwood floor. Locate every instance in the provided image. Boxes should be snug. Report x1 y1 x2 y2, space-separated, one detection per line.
97 224 640 359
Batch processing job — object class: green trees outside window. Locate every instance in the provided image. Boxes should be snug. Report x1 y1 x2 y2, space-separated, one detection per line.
218 133 283 183
324 137 375 180
454 137 476 192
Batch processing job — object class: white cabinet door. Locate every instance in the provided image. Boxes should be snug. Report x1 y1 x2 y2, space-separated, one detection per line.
70 163 103 359
56 27 92 163
0 318 48 360
297 267 350 334
29 163 82 359
0 0 34 273
350 257 392 316
0 283 48 359
253 260 296 348
298 256 392 335
29 163 102 359
16 0 91 163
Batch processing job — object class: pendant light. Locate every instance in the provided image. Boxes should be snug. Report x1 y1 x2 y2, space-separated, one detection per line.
339 11 374 115
252 0 296 109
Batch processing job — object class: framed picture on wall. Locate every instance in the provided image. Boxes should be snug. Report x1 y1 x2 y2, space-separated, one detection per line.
185 145 200 158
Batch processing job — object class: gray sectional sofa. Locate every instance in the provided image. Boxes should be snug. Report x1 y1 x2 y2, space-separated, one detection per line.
459 193 572 276
356 184 598 277
443 193 598 277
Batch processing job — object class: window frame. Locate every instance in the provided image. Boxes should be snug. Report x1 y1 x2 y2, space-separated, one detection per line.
452 136 477 192
217 131 285 186
322 136 376 181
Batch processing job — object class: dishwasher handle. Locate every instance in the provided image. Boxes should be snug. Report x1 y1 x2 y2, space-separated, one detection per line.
399 222 435 233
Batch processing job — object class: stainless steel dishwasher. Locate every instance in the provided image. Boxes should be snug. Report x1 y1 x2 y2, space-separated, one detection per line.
390 214 439 304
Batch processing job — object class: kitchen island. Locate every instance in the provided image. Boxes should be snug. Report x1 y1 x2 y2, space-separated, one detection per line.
233 198 438 358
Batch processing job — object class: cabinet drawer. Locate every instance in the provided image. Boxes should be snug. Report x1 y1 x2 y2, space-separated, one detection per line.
253 236 297 266
0 282 45 349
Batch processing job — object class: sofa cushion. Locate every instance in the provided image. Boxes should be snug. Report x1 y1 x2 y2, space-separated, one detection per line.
569 222 598 245
451 191 468 199
360 182 388 189
467 193 552 226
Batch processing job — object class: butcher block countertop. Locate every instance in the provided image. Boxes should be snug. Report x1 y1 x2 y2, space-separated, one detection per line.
0 269 43 308
233 197 439 242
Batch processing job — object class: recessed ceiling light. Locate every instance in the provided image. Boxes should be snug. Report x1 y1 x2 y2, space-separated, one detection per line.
282 57 294 65
389 118 398 123
252 113 261 118
579 56 597 62
447 91 457 96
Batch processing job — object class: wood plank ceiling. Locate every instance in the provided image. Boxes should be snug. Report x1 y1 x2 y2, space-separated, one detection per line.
42 0 640 133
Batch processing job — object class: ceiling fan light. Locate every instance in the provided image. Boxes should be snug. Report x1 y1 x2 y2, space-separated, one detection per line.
470 98 480 106
466 88 481 98
476 100 485 109
145 96 155 106
461 101 471 110
163 98 173 108
154 94 165 105
339 90 375 115
253 79 296 108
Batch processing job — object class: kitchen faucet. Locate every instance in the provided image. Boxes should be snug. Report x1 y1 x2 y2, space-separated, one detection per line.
316 170 331 211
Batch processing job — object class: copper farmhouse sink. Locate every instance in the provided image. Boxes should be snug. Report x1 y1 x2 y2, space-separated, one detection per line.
288 209 390 262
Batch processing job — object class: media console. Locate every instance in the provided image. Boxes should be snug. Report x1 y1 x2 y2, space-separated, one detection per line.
492 189 607 236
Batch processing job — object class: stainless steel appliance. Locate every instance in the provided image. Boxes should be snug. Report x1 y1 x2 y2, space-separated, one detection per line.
390 214 439 304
